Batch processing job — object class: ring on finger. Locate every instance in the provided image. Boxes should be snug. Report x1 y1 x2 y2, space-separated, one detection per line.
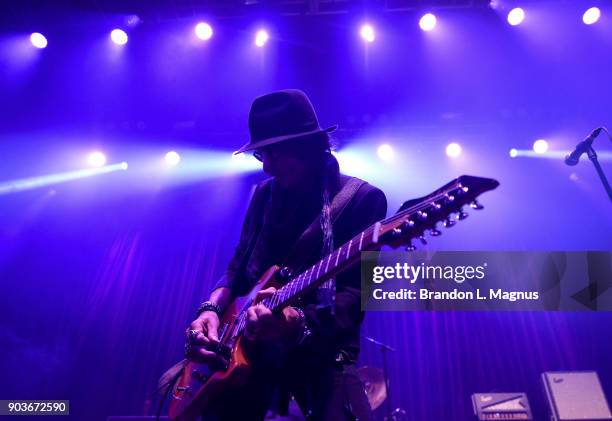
188 329 201 344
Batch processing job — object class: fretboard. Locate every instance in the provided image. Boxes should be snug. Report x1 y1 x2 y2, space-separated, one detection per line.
260 222 381 311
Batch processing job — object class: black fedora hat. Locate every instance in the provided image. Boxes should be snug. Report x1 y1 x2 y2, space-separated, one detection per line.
234 89 337 155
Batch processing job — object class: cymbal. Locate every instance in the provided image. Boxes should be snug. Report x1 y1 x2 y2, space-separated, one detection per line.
357 366 387 410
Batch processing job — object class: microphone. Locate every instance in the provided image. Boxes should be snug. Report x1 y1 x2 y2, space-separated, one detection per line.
565 127 603 166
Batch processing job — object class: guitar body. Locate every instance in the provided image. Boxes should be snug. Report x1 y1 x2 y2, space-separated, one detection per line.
168 265 281 421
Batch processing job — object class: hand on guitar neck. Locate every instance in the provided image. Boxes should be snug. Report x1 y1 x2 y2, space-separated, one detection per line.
244 287 302 341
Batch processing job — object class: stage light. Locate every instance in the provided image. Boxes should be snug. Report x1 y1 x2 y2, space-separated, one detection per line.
0 163 128 195
583 7 601 25
419 13 437 31
165 151 181 167
195 22 213 40
87 151 107 168
255 29 269 47
507 8 525 26
446 142 462 158
509 148 518 158
360 24 376 43
533 139 548 154
377 144 394 161
30 33 47 49
110 29 128 45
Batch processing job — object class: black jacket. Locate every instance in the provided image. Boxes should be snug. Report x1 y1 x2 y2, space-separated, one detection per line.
214 174 387 361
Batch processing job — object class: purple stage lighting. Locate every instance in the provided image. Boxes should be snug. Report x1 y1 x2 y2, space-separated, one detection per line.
195 22 213 40
376 143 395 162
110 29 128 45
507 8 525 26
583 7 601 25
360 24 376 43
87 151 107 168
255 29 269 47
30 32 48 49
377 144 394 161
446 142 462 158
0 162 128 195
419 13 437 31
533 139 548 154
164 151 181 167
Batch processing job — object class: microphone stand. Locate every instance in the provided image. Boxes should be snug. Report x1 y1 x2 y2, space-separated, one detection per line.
364 336 406 421
586 145 612 203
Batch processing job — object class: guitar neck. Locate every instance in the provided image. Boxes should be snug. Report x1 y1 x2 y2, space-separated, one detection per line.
259 174 499 312
260 198 436 311
260 223 381 312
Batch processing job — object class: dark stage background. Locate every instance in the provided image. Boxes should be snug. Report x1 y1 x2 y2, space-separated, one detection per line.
1 1 612 420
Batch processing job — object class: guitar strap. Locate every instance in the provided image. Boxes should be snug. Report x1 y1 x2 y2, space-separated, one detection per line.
281 175 366 275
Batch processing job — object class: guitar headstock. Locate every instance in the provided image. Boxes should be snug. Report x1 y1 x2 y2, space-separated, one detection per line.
379 175 499 250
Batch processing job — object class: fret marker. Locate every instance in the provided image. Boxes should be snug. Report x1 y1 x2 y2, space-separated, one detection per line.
372 222 381 243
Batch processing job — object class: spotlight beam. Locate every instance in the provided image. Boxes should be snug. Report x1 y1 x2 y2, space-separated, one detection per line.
0 162 128 195
509 150 612 160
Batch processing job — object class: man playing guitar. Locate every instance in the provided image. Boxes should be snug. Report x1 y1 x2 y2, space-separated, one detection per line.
184 89 387 420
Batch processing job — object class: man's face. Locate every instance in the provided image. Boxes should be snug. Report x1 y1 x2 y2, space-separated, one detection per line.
255 142 308 187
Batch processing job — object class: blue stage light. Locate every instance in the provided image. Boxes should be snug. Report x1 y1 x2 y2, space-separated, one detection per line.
30 33 48 49
0 162 128 195
419 13 437 31
88 151 107 167
507 8 525 26
110 29 128 45
195 22 213 40
533 139 549 154
255 29 269 47
583 7 601 25
377 144 394 161
446 142 462 158
164 151 181 167
360 24 376 43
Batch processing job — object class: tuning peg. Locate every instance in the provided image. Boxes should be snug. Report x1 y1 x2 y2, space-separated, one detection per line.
418 235 428 245
402 219 415 229
443 218 456 228
457 209 469 220
469 200 484 210
457 184 469 194
429 228 442 237
390 227 403 239
405 242 417 252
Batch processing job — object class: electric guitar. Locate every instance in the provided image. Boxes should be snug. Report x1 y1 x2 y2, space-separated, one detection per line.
168 175 499 420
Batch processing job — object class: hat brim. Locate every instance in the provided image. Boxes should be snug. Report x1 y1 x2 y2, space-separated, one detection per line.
233 125 338 155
